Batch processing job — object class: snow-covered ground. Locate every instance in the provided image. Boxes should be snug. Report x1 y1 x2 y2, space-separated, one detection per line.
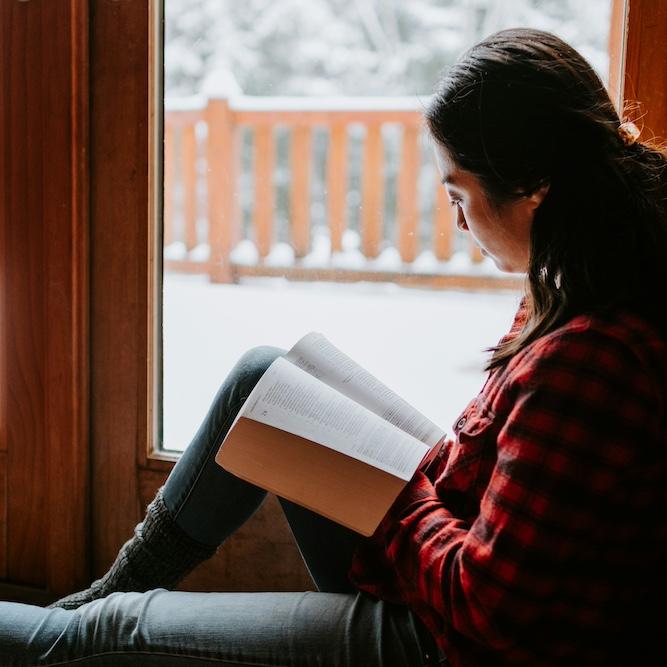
162 274 522 451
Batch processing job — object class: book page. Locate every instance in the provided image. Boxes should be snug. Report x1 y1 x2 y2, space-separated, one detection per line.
226 356 429 481
285 332 445 448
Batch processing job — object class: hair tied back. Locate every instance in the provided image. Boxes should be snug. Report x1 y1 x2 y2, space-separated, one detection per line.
618 121 641 147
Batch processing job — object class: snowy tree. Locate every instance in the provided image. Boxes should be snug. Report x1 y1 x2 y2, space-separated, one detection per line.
165 0 611 97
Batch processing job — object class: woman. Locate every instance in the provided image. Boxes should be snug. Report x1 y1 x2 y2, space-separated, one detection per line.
2 27 666 666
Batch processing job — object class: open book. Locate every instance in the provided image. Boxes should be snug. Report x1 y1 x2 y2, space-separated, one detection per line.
215 333 447 536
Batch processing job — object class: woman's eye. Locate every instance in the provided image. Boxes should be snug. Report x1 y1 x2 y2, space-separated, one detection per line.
449 199 461 208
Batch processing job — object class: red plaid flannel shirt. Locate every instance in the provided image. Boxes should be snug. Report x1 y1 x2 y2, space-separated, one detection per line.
349 304 667 665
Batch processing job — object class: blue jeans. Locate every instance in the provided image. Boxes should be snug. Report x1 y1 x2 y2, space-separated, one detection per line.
0 346 444 666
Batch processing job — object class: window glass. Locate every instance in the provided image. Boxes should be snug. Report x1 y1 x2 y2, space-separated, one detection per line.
162 0 611 451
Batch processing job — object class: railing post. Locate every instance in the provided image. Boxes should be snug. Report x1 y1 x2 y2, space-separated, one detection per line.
361 123 384 259
433 169 453 261
327 124 348 253
182 123 199 251
290 125 313 258
397 123 420 263
254 125 275 258
163 123 175 247
206 96 239 283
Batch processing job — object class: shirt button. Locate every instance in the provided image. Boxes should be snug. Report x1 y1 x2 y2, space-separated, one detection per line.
456 417 467 429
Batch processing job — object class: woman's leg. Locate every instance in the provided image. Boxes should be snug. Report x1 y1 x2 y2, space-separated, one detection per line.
278 498 363 593
51 345 366 607
160 345 286 545
31 345 445 663
3 590 442 666
159 343 367 595
50 346 285 609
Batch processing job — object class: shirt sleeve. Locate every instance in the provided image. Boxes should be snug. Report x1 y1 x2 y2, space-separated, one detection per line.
364 328 661 652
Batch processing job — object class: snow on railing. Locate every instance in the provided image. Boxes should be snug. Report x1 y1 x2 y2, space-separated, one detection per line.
163 94 519 291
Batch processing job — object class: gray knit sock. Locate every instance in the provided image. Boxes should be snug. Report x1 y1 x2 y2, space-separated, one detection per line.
48 489 217 610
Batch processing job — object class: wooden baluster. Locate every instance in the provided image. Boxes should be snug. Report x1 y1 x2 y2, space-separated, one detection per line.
182 123 198 251
254 125 275 259
163 123 175 247
434 169 453 261
397 124 420 263
290 125 312 258
361 123 384 259
326 124 348 253
206 98 239 282
469 237 484 263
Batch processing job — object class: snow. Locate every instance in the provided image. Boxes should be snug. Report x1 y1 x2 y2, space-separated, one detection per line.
265 242 295 266
164 241 188 261
230 95 429 111
202 66 242 98
229 239 259 265
164 94 430 112
165 95 207 113
189 243 210 262
166 229 509 277
162 273 522 452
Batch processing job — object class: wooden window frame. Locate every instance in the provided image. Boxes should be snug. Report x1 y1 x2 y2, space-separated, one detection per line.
0 0 665 602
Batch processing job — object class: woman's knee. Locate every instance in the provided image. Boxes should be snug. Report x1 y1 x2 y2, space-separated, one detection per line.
230 345 285 395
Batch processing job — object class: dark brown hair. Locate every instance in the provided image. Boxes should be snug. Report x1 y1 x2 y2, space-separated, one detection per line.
425 28 667 370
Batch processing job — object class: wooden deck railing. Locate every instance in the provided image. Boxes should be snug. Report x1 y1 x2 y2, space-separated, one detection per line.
163 95 521 291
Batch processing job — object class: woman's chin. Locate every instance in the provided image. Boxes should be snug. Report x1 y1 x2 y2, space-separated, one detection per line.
488 254 522 274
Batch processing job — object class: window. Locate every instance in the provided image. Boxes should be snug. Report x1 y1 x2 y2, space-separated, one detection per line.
160 0 613 455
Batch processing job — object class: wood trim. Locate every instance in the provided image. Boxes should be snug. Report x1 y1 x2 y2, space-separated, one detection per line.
607 0 629 111
231 264 523 292
162 260 523 292
0 452 6 580
46 0 91 597
623 0 667 141
0 0 6 587
234 109 422 127
89 0 153 575
0 0 90 594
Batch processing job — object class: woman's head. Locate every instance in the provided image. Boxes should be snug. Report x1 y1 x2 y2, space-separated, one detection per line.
433 141 548 273
426 28 667 368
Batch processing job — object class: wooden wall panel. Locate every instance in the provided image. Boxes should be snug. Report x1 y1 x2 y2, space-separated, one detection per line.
3 1 47 588
623 0 667 141
0 0 89 593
